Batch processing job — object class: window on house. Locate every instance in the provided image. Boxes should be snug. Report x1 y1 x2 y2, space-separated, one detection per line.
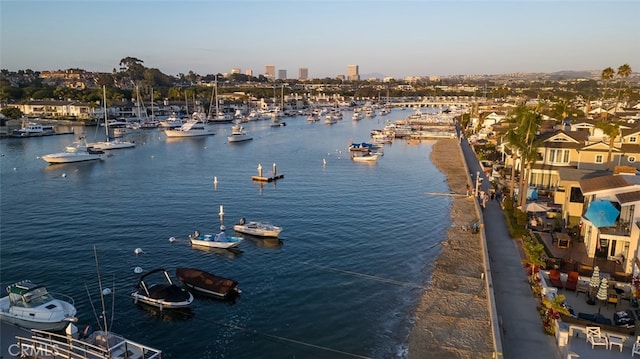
549 149 570 164
630 137 637 143
629 156 636 163
595 155 604 164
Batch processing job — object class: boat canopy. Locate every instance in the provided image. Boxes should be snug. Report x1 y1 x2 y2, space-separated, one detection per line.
6 280 52 306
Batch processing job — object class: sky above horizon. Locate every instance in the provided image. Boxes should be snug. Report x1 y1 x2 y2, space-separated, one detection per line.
1 1 639 79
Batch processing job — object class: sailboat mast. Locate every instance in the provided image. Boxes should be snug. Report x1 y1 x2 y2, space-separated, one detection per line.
215 75 220 118
103 86 109 140
93 246 110 334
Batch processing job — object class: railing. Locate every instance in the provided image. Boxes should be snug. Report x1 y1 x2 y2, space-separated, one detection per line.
15 329 162 359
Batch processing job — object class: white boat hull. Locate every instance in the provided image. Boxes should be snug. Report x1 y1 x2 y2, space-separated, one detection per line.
131 292 193 309
233 222 282 238
227 134 253 142
164 129 214 137
88 141 135 150
0 297 76 331
190 236 243 249
41 152 101 164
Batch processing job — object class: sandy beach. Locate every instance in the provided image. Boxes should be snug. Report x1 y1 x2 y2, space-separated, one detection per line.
407 138 494 358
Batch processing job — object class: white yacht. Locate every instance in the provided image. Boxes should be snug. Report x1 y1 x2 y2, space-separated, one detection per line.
164 119 214 138
227 124 253 143
42 135 103 164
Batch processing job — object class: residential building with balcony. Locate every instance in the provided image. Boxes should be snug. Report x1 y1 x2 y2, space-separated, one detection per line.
577 173 640 275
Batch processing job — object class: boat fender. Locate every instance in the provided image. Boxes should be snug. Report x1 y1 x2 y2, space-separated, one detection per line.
81 325 92 339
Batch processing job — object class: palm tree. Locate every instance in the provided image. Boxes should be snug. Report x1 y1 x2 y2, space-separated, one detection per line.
601 67 615 105
617 64 633 105
594 120 621 171
503 105 541 207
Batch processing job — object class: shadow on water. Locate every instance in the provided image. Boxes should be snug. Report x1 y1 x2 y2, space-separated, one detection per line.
188 244 244 259
236 234 283 249
133 302 195 322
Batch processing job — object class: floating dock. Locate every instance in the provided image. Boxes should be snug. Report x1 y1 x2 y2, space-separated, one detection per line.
251 163 284 183
252 174 284 182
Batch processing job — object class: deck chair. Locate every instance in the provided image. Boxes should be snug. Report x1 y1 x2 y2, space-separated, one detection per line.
548 269 564 289
632 336 640 357
586 326 608 349
565 271 579 291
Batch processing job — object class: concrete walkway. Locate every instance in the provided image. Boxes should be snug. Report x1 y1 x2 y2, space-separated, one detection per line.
459 137 562 359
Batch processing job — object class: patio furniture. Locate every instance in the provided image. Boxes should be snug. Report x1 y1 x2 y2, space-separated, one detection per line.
607 333 625 351
586 326 608 349
549 269 564 289
607 290 619 308
557 233 571 249
565 271 579 291
576 282 589 297
633 336 640 357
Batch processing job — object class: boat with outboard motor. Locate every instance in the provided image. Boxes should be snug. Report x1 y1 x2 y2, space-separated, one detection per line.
189 226 243 249
131 268 193 310
233 218 282 238
0 280 77 331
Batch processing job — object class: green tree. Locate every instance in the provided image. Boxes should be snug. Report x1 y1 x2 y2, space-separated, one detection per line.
594 120 621 171
1 107 23 120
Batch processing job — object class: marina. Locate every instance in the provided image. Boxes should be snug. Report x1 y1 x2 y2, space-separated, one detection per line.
1 109 453 358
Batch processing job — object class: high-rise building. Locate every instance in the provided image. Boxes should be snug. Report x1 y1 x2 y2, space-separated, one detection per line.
231 68 241 74
298 68 308 80
347 65 360 81
265 65 276 80
278 69 287 80
246 69 253 77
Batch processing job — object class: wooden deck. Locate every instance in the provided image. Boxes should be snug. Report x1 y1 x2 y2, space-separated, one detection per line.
534 230 629 281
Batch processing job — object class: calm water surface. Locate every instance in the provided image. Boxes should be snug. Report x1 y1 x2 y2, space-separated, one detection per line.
0 109 452 358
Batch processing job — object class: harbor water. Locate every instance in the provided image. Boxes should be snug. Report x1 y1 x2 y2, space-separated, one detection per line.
0 109 452 358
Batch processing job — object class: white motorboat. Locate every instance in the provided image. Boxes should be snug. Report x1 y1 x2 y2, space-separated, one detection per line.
351 152 380 163
227 124 253 143
233 218 283 238
131 268 193 310
88 86 136 150
0 280 77 331
189 226 243 249
41 135 103 164
164 118 214 138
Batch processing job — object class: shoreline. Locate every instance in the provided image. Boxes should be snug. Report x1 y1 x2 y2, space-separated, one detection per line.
407 138 493 358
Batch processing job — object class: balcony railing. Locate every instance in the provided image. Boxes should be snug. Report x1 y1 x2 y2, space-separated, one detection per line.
599 221 632 237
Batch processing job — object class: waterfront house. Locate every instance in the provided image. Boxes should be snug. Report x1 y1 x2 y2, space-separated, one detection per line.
578 171 640 275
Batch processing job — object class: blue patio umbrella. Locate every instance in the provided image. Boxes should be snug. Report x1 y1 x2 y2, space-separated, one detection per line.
584 200 619 228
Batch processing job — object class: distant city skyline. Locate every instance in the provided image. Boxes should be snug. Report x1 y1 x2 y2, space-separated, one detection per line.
1 1 639 79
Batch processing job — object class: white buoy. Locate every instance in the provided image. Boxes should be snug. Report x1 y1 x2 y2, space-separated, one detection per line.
102 288 112 296
61 173 67 178
134 248 144 255
322 158 327 166
134 267 143 274
169 236 176 243
213 176 218 185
